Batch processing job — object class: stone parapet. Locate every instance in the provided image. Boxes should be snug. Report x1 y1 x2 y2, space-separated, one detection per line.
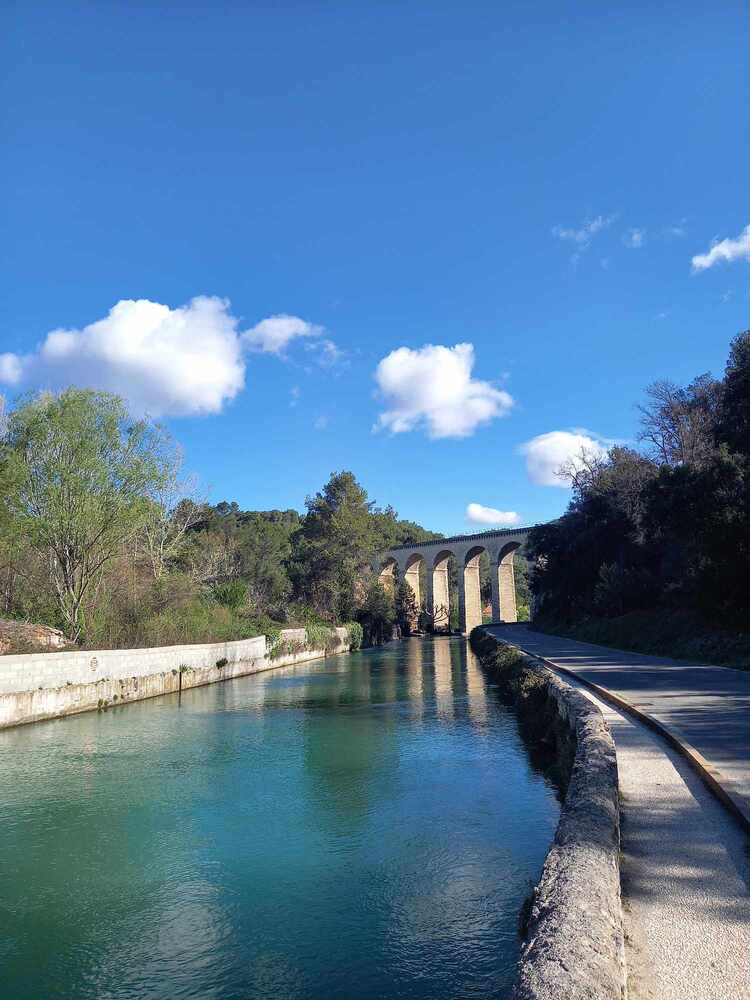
470 627 625 1000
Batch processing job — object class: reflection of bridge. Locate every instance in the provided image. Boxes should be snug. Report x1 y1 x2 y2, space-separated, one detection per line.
376 527 533 635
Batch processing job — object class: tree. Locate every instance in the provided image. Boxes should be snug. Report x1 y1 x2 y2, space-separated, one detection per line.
0 390 171 641
637 375 721 468
290 471 379 621
395 579 419 634
141 438 205 579
719 329 750 456
235 512 295 613
357 577 395 646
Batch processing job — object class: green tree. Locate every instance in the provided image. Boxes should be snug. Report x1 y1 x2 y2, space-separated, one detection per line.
0 390 173 641
395 579 419 634
357 577 395 646
235 512 295 613
719 329 750 455
290 471 378 621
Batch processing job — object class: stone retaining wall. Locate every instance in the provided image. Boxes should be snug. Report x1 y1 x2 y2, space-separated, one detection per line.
0 627 351 729
470 628 625 1000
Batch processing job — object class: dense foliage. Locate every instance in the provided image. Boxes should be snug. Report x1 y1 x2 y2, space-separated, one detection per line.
529 330 750 661
0 392 441 649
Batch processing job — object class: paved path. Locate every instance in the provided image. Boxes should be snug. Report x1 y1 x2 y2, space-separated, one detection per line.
485 624 750 999
566 678 750 1000
486 624 750 825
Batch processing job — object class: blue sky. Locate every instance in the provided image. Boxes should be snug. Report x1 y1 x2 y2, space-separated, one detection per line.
1 1 748 534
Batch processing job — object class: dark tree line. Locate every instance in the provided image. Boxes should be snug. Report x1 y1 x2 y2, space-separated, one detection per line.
528 330 750 635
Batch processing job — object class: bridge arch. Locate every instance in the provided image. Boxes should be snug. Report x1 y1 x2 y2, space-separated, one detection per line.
431 549 456 632
378 557 398 596
462 546 487 635
403 552 425 608
496 542 521 623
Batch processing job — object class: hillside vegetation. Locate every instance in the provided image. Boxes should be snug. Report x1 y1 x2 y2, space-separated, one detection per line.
0 389 439 650
529 329 750 669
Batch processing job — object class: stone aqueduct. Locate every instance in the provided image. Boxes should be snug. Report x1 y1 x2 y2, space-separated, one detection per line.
376 526 531 635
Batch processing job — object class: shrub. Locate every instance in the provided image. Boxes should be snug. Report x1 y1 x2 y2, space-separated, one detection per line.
212 579 248 611
305 623 333 651
345 621 363 651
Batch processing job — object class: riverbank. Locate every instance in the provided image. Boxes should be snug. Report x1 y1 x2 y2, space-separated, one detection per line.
470 628 625 1000
0 627 352 729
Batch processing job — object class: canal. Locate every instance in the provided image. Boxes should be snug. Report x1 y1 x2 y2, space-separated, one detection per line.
0 638 561 999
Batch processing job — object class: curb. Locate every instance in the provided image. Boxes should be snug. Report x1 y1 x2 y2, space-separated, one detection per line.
513 643 750 836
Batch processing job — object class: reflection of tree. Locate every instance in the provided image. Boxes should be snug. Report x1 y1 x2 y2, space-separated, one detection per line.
302 660 399 835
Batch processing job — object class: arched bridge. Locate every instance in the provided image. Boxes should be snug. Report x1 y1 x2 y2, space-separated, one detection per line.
376 526 533 635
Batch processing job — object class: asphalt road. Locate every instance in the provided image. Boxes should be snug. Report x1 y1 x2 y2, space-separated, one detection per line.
485 624 750 824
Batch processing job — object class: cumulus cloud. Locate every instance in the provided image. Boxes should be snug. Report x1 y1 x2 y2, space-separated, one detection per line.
0 299 333 417
623 227 645 248
242 314 323 354
692 224 750 272
519 430 610 488
0 297 246 416
466 503 521 527
373 343 513 439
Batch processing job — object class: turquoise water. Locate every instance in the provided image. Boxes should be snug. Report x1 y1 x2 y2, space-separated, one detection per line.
0 638 560 1000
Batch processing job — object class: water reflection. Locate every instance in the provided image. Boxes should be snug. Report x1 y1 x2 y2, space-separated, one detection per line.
465 643 489 727
0 638 561 1000
432 639 455 722
406 638 424 720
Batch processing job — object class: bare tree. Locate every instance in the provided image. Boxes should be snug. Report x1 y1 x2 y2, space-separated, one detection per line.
556 445 610 497
637 375 720 467
141 450 206 579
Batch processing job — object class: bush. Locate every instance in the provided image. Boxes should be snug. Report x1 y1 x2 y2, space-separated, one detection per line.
212 579 248 611
305 623 333 651
345 621 363 650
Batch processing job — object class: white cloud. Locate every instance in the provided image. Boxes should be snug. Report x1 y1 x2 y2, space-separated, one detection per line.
519 430 610 488
0 297 246 416
0 298 335 417
692 224 750 272
313 415 329 430
242 314 323 354
552 214 615 246
373 343 513 439
623 227 645 248
664 222 687 239
466 503 520 527
0 353 23 385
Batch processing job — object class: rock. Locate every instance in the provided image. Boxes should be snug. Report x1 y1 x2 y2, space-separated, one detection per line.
0 619 72 654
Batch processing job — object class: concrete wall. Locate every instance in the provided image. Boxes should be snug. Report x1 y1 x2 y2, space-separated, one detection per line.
0 627 350 730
